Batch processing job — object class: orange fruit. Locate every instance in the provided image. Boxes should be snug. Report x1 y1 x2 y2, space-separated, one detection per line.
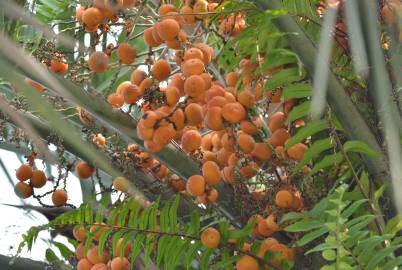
266 213 280 232
165 86 180 106
113 176 130 193
88 52 109 73
115 238 132 257
180 6 195 25
14 182 33 199
217 148 232 166
152 59 171 81
181 129 202 152
76 7 85 23
240 120 258 135
158 4 177 16
153 124 175 145
91 263 108 270
117 43 137 64
77 258 93 270
236 255 259 270
25 78 45 92
237 133 255 154
222 165 235 184
137 122 154 140
237 90 255 108
221 133 235 151
287 143 308 161
275 190 294 209
185 103 204 126
107 93 124 107
170 73 185 94
87 246 109 264
76 243 85 260
202 161 221 184
16 164 33 181
221 102 246 124
184 75 206 97
225 72 239 87
257 218 273 237
130 69 147 85
52 189 68 206
267 128 291 147
268 112 286 132
257 237 279 258
30 170 47 188
73 226 87 242
182 58 205 77
90 224 108 240
156 19 180 41
76 161 94 179
195 43 213 64
50 59 68 75
144 27 162 47
251 143 272 161
184 48 204 62
110 257 130 270
201 227 221 249
82 7 103 26
205 106 224 130
186 175 206 196
228 153 239 166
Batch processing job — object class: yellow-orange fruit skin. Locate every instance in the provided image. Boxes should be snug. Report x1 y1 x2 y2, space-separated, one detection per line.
77 258 93 270
73 226 87 242
107 93 124 107
14 182 33 199
268 128 291 147
30 170 47 188
221 102 246 124
82 7 103 26
50 59 68 75
222 166 235 184
186 175 206 196
156 19 180 41
52 189 68 206
76 7 85 23
180 6 195 25
257 237 279 258
184 75 206 97
237 133 255 154
287 143 308 161
165 86 180 106
184 48 204 62
152 59 171 81
237 90 255 109
130 69 147 85
240 120 258 135
25 78 45 92
205 106 224 131
201 227 221 249
236 255 259 270
251 143 273 161
110 257 130 270
269 112 286 132
275 190 294 209
153 124 175 146
76 161 94 179
88 52 109 73
115 238 132 257
193 0 209 19
117 43 137 64
144 27 162 47
170 73 185 94
91 263 108 270
158 4 178 16
185 103 204 126
225 72 239 87
16 164 33 181
182 58 205 77
195 43 213 64
87 246 109 264
76 243 85 260
181 129 201 152
202 161 221 185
